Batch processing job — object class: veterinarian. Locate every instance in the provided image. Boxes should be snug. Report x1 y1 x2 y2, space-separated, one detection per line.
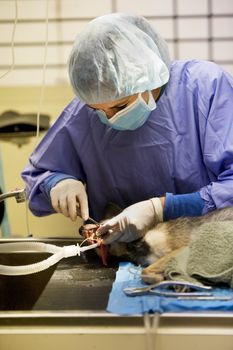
22 13 233 244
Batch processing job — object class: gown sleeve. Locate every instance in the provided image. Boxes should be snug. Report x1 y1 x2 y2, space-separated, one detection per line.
164 62 233 219
21 101 86 216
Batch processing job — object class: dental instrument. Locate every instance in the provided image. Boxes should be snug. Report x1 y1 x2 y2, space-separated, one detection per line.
123 280 213 297
86 217 100 226
177 296 233 301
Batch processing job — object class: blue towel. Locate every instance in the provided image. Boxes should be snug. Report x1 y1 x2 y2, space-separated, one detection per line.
107 262 233 315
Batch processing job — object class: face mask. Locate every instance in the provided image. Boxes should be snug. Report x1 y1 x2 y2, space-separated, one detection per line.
96 91 156 131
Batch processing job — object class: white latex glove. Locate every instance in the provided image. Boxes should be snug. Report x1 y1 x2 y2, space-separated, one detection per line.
50 179 89 221
97 198 163 244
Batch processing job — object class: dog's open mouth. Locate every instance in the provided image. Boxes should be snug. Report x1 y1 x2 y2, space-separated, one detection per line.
79 223 108 265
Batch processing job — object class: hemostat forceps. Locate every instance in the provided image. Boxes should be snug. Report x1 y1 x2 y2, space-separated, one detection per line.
123 280 213 297
87 217 100 226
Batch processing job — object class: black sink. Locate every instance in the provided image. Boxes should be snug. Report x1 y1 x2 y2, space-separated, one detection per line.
0 239 118 311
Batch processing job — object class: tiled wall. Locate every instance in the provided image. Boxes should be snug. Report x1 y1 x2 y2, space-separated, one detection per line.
0 0 232 86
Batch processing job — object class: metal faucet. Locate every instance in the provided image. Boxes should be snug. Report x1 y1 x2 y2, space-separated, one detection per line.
0 188 26 203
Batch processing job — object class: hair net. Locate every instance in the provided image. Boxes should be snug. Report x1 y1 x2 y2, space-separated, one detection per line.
68 13 170 104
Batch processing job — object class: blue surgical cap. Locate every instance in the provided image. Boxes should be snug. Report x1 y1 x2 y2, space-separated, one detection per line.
68 13 170 104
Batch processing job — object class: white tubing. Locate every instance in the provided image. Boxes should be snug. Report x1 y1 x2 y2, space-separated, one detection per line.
0 242 81 276
0 242 61 254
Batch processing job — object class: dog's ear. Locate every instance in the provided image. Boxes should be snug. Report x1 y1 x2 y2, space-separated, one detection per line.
102 202 122 220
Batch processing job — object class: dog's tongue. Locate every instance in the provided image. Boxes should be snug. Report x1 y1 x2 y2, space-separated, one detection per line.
99 243 108 266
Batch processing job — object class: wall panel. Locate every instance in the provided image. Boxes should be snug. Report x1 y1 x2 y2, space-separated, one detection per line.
0 0 232 86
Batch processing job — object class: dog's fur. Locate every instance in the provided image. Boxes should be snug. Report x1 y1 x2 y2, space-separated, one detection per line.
81 204 233 284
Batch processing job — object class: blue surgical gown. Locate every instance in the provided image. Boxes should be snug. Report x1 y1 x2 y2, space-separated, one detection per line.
22 60 233 220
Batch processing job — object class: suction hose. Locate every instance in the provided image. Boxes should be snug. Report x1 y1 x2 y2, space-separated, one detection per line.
0 241 99 276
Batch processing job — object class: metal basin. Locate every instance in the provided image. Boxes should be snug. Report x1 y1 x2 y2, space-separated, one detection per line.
0 238 117 311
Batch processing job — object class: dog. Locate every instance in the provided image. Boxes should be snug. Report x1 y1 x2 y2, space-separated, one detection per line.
79 203 233 284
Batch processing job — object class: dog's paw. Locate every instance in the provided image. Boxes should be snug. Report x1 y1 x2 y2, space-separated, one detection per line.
141 269 164 284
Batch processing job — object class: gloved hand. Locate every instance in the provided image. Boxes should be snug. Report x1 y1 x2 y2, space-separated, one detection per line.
96 198 163 244
50 179 89 221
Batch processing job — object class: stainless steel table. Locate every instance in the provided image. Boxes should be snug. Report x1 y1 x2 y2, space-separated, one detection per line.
0 238 232 350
